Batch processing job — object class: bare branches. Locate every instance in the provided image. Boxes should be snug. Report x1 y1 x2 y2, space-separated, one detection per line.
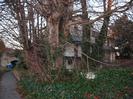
0 0 133 82
66 0 133 26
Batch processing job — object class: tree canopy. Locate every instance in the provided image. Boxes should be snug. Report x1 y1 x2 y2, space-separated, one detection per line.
111 15 133 47
0 0 133 81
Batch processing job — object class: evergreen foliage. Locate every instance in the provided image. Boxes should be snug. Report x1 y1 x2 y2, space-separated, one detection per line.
19 68 133 99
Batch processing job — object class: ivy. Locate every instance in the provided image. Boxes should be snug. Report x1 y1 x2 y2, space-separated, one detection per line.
19 68 133 99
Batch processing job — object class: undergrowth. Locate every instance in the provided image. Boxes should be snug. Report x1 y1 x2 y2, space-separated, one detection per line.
18 68 133 99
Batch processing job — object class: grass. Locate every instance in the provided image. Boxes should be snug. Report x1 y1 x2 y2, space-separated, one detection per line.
18 67 133 99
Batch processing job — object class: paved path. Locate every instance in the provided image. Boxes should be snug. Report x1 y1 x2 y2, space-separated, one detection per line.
0 71 21 99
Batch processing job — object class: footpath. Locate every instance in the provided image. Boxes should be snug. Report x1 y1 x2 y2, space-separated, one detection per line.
0 71 21 99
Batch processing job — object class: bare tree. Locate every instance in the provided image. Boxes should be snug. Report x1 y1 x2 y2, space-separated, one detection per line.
0 0 133 81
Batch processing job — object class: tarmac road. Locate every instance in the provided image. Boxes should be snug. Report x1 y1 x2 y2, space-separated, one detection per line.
0 71 21 99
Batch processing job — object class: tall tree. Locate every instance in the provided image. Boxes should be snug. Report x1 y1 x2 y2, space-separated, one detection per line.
81 0 92 56
33 0 74 50
4 0 50 81
81 0 90 41
96 0 113 59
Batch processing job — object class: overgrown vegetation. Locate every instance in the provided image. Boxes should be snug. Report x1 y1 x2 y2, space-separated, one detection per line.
19 68 133 99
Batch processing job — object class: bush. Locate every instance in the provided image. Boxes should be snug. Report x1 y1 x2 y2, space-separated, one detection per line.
19 68 133 99
92 68 133 98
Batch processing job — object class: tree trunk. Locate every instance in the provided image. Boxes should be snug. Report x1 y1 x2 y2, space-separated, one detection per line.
81 0 90 43
24 48 51 81
47 12 61 50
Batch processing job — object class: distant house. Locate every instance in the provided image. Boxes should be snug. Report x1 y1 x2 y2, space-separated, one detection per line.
64 24 82 70
0 48 18 67
63 23 102 70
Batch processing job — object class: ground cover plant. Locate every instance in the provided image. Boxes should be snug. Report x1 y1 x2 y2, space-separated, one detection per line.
19 68 133 99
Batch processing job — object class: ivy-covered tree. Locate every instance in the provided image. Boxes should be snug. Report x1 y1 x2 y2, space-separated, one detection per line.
96 0 113 60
